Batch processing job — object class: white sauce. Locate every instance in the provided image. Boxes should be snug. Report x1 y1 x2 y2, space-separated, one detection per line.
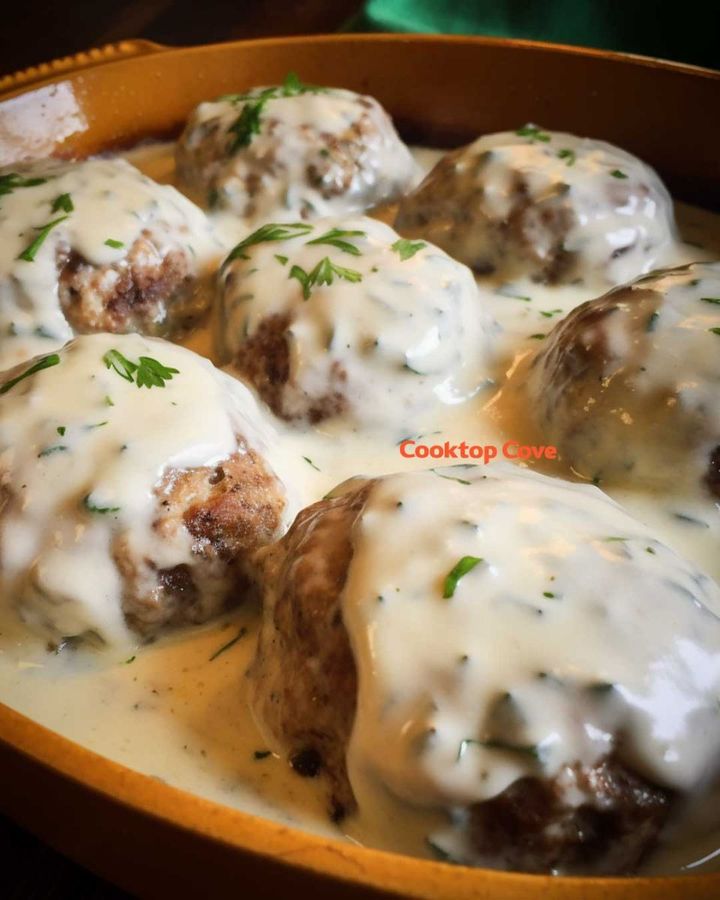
0 332 289 646
0 157 220 370
0 141 720 876
219 215 496 430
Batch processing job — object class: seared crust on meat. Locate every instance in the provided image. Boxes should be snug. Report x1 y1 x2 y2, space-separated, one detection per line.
248 481 374 817
469 757 671 874
232 313 348 424
117 446 286 635
58 229 207 338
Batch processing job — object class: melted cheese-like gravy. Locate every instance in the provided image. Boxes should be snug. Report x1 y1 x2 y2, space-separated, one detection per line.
1 142 720 875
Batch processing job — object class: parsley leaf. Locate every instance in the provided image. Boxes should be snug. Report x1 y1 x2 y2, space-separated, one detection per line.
516 124 551 142
306 227 365 256
224 222 313 266
17 215 69 262
104 238 124 249
610 169 628 179
443 556 483 598
51 193 74 213
228 98 266 152
0 353 60 395
0 172 48 198
391 238 427 261
557 148 576 166
102 349 179 389
700 297 720 305
289 256 362 299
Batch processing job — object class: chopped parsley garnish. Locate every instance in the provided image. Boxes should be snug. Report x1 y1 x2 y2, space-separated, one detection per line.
289 256 362 299
37 444 68 458
57 426 66 436
102 349 179 389
125 656 136 664
543 591 556 598
306 227 365 256
391 238 427 261
226 72 328 152
443 556 483 598
540 308 563 318
274 254 288 265
529 333 546 340
224 222 313 265
432 469 471 485
709 327 720 336
17 215 69 262
610 169 628 179
586 681 615 695
700 297 720 305
515 124 551 142
209 626 247 661
0 353 60 395
0 172 48 198
557 148 576 166
104 238 125 249
52 193 74 214
302 456 321 471
83 494 120 515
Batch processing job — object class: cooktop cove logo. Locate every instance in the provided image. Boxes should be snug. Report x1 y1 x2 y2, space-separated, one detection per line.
399 440 558 464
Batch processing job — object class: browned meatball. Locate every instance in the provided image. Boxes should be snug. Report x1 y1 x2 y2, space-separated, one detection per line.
246 468 705 874
0 157 218 371
527 262 720 494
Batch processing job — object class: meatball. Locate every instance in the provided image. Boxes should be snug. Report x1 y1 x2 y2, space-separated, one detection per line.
527 262 720 495
0 333 294 647
0 158 219 371
395 127 676 287
249 465 720 874
176 73 416 222
218 216 495 432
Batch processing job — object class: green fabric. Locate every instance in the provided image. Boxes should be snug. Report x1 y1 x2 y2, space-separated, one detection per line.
348 0 718 70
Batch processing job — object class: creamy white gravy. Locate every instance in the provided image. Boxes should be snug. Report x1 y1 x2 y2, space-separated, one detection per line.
1 142 720 875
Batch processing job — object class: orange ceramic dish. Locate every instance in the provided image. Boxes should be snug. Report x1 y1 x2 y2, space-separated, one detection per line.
0 34 719 900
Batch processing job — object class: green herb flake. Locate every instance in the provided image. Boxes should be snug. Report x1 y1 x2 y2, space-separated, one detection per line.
700 297 720 305
17 215 69 262
302 456 320 471
529 333 546 340
224 222 313 266
125 655 136 665
543 591 556 599
83 494 121 515
209 626 248 661
289 256 362 300
587 681 615 695
104 238 125 249
37 444 68 458
391 238 427 261
307 227 365 256
610 169 628 179
0 172 48 198
515 124 551 142
52 192 74 214
443 556 483 599
557 148 576 166
432 468 471 486
0 353 60 395
102 349 179 389
57 425 66 436
709 327 720 336
540 308 563 318
274 254 288 265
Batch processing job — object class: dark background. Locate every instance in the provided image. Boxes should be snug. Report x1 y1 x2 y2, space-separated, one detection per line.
1 1 717 897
